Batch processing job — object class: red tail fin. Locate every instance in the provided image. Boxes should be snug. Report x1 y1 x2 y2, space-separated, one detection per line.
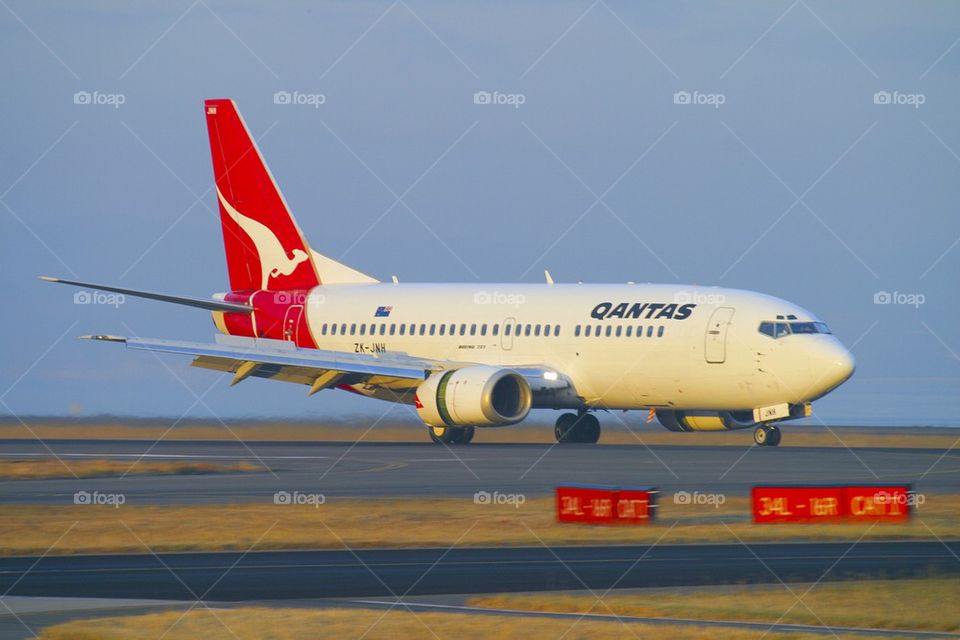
204 99 321 292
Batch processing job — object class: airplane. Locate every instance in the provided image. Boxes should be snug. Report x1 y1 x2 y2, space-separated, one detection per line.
42 98 855 447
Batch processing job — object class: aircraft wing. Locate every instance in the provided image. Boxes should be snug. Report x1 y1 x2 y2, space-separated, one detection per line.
81 333 573 398
83 333 434 395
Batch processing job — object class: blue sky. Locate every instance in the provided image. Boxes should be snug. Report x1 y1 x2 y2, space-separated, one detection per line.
1 1 958 425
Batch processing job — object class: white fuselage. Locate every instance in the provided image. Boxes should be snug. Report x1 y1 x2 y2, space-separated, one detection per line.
291 283 854 412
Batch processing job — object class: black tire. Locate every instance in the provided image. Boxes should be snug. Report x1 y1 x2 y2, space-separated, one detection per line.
753 426 768 446
429 425 457 444
766 425 781 447
429 425 474 444
554 413 578 443
578 414 601 444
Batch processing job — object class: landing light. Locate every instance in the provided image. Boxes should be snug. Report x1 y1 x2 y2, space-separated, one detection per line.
544 371 559 381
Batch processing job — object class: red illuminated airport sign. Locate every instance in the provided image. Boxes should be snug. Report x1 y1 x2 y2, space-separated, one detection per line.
752 485 913 523
556 485 656 525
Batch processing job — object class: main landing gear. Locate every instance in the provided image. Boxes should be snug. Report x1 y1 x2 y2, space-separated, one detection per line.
753 424 781 447
428 425 475 444
555 411 601 444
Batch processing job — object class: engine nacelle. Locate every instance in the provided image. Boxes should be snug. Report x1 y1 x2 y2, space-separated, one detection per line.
416 366 532 428
657 410 758 432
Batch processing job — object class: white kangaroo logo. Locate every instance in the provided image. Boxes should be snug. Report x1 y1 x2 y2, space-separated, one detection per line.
217 187 309 290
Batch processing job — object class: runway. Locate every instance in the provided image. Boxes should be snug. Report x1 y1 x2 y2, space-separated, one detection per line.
1 438 957 504
1 541 957 601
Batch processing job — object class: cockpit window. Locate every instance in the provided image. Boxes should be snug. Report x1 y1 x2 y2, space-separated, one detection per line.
758 320 832 338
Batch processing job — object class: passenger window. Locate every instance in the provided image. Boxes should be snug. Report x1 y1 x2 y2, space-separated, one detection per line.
637 326 642 337
397 324 404 336
321 323 328 335
341 323 348 335
525 324 532 337
492 324 499 336
460 324 466 336
596 325 602 337
330 324 337 336
647 326 654 337
615 326 622 337
575 325 581 337
605 326 612 337
657 326 664 337
554 325 561 337
534 325 541 337
504 324 511 337
470 323 477 336
625 326 631 337
429 324 436 336
389 324 396 335
420 324 426 336
439 324 446 336
584 326 591 337
480 324 487 336
379 324 386 336
449 324 456 336
350 323 356 335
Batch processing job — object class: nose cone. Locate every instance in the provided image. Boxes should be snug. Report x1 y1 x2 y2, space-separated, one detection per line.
812 341 855 396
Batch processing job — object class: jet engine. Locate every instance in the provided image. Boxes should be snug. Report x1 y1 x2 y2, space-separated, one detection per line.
416 366 532 428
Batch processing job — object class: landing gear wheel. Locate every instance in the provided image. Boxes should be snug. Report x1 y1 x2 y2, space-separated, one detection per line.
753 426 768 447
555 413 601 444
765 425 781 447
753 425 781 447
428 425 473 444
555 413 578 443
577 414 601 444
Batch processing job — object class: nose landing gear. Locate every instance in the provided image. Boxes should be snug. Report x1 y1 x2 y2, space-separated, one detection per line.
555 412 601 443
753 424 781 447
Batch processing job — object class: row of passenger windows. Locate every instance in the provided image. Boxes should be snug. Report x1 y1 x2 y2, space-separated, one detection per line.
576 324 665 338
319 322 665 338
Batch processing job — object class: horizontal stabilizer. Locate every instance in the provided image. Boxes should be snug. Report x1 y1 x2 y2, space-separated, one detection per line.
40 277 252 314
